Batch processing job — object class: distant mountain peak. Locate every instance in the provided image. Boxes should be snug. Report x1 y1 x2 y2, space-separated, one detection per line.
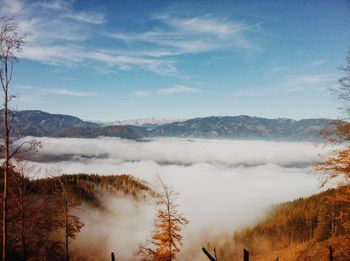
99 117 185 127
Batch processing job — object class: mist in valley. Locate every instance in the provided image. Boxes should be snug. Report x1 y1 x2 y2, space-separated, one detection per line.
17 137 333 260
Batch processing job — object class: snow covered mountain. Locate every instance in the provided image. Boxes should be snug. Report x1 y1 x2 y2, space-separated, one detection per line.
99 117 185 127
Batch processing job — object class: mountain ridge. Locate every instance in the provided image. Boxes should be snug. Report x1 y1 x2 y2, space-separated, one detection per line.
0 110 335 141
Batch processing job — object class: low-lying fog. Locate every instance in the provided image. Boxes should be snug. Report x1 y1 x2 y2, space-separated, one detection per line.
17 137 332 260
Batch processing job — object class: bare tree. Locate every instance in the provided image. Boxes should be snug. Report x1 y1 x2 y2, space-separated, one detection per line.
138 177 189 261
334 48 350 116
315 47 350 234
57 176 84 261
0 17 29 261
9 161 39 261
316 47 350 182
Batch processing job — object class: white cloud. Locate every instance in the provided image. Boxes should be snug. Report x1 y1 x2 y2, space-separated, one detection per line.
159 15 259 39
88 51 177 75
133 90 150 97
47 88 102 97
35 0 70 10
281 74 335 92
232 73 336 97
0 0 23 15
18 137 333 259
13 85 104 101
110 15 260 56
134 85 201 96
157 85 201 95
306 60 326 67
232 87 266 97
284 74 333 86
21 137 328 171
34 0 106 24
19 45 86 66
64 12 105 24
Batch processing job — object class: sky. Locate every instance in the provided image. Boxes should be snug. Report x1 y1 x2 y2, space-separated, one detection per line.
1 0 350 121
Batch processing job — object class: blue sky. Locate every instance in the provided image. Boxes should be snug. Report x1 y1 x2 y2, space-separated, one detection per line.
1 0 350 121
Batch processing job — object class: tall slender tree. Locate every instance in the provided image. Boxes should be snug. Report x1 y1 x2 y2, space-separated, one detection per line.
316 47 350 183
316 47 350 230
138 177 189 261
57 176 84 261
0 17 28 261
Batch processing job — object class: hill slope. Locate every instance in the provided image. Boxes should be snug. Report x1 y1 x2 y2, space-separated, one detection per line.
0 110 99 137
0 110 140 139
208 186 350 260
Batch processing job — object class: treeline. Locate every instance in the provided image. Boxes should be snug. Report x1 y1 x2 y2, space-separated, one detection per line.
0 169 151 260
33 173 151 205
209 186 350 260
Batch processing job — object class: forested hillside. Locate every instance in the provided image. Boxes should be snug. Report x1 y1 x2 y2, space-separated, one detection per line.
1 169 151 260
208 186 350 260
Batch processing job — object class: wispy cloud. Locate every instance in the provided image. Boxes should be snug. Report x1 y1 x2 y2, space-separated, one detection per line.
305 60 326 67
233 73 336 97
0 0 182 76
233 88 266 97
64 12 106 25
0 0 23 15
34 0 70 10
0 0 260 76
133 90 150 97
157 85 201 95
47 88 103 97
111 15 260 56
281 74 335 92
134 85 201 96
35 0 105 24
13 85 104 102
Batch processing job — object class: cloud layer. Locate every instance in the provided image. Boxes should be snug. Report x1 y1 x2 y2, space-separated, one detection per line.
18 137 331 259
24 137 326 168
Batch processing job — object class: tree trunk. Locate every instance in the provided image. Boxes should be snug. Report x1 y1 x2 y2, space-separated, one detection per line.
243 249 249 261
20 186 27 261
65 197 69 261
167 201 171 261
2 76 9 261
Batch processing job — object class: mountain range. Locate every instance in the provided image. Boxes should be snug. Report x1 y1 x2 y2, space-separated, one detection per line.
0 110 335 141
96 117 184 127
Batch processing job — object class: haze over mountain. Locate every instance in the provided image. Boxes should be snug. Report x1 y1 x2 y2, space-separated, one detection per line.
2 110 334 141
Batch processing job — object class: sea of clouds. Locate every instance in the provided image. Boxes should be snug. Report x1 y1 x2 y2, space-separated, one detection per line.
15 137 333 260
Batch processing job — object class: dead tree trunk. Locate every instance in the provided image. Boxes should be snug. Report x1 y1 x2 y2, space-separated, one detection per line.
329 246 333 261
0 17 28 261
2 81 9 261
243 249 249 261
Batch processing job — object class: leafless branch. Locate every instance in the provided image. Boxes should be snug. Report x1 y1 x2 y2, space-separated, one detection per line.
202 247 217 261
9 140 42 160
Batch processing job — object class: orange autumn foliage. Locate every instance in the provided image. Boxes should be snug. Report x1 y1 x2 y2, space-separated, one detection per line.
138 178 189 261
316 145 350 186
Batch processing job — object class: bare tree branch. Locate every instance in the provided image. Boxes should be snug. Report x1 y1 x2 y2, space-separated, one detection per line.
202 247 217 261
